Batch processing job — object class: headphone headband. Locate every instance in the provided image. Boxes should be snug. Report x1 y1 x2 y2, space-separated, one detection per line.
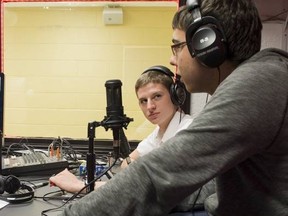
0 175 35 204
142 65 187 106
3 184 34 204
142 65 174 77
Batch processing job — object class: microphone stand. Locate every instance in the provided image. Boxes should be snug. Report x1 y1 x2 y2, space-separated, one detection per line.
86 79 135 194
0 130 2 175
86 121 101 193
119 127 131 164
86 116 132 194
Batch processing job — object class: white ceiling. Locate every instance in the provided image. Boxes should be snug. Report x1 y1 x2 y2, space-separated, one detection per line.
254 0 288 21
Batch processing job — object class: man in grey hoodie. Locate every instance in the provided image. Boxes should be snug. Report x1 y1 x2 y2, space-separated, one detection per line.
60 0 288 215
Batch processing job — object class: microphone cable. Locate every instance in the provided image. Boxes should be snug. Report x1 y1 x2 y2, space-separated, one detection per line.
41 158 118 216
191 186 203 215
190 66 221 214
191 67 220 214
119 128 131 165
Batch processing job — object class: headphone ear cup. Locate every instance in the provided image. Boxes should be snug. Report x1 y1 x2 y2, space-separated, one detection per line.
0 177 4 194
4 175 21 194
191 25 227 67
186 16 227 68
170 80 187 107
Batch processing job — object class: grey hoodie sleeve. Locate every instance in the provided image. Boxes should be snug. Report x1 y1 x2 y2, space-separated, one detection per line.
60 49 288 216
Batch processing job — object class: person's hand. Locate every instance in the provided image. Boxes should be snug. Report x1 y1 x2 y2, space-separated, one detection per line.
49 168 85 193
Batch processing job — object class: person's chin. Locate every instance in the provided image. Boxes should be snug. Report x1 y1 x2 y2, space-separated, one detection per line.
149 118 159 125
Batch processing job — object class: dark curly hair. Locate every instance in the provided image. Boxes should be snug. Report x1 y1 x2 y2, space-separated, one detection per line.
172 0 262 63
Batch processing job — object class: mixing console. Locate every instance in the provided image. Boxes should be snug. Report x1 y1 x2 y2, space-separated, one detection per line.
2 152 68 176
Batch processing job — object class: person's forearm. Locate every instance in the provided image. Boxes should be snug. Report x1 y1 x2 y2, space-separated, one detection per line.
120 158 135 169
94 181 106 190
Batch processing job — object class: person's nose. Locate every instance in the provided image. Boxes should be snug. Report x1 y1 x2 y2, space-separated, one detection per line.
169 55 177 67
147 99 156 111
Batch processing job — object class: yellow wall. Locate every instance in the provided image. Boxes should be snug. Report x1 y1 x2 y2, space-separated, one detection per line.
3 5 177 140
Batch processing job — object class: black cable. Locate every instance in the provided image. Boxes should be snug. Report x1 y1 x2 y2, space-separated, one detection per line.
5 138 31 157
191 186 203 215
41 158 118 216
217 66 221 86
205 93 209 103
35 189 66 202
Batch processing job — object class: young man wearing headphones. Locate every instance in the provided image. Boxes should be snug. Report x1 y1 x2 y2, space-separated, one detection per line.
60 0 288 216
121 65 193 168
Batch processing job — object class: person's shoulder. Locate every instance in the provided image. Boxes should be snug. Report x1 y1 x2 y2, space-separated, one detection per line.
259 48 288 58
244 48 288 67
181 113 194 123
176 113 193 130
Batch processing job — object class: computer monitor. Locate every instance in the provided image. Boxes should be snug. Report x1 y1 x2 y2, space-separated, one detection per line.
0 73 4 174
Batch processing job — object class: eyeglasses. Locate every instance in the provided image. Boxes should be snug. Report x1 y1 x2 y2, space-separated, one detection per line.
171 41 187 56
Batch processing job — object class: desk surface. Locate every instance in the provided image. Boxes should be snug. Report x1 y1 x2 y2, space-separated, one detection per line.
0 178 209 216
0 183 73 216
0 161 120 216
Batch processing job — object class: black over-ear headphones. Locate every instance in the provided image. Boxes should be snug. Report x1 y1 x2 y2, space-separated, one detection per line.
142 65 187 107
185 0 227 68
0 175 34 204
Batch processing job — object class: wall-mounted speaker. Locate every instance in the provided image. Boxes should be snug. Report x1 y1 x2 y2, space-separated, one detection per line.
103 7 123 25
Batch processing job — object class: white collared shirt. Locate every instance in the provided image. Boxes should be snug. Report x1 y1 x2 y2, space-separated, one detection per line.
137 111 193 157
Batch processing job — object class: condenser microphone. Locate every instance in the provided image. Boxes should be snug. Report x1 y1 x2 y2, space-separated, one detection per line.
104 80 123 159
102 79 133 159
104 79 125 128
